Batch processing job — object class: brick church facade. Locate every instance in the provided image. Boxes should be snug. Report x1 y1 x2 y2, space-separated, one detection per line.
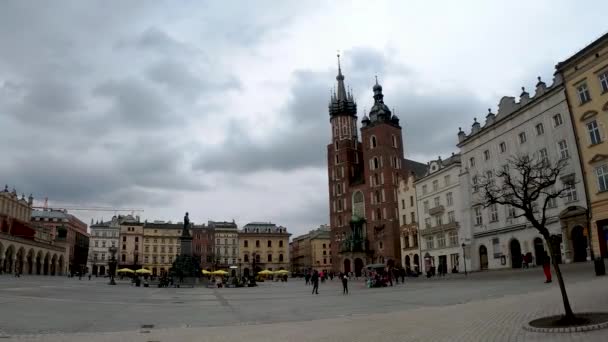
327 57 425 275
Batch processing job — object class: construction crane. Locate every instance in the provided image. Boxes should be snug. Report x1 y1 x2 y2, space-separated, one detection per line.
33 197 144 216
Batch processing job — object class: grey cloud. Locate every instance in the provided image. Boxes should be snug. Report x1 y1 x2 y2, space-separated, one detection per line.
388 88 486 157
115 27 200 57
9 80 84 123
93 78 175 127
194 69 331 173
146 60 241 100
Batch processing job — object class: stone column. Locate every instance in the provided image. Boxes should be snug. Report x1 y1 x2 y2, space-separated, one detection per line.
0 256 4 274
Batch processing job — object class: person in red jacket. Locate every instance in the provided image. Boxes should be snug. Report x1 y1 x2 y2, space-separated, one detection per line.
542 252 552 283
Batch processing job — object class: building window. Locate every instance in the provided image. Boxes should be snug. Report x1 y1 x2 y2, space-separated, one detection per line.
376 208 382 220
449 231 458 246
535 123 544 135
244 254 249 262
95 241 98 247
547 192 557 208
587 120 602 145
244 240 248 248
472 175 479 192
507 205 516 218
470 157 475 168
423 201 429 213
489 204 498 222
373 157 379 169
474 207 483 225
121 254 126 262
492 238 501 258
563 183 578 202
435 215 443 226
256 240 260 248
600 72 608 93
410 212 415 223
279 240 283 247
597 164 608 192
426 236 434 249
558 140 569 159
446 192 453 206
499 142 506 153
519 132 527 144
539 148 548 163
122 236 126 242
444 175 450 186
401 199 405 209
267 240 272 248
392 135 397 148
484 150 490 160
402 214 407 224
422 185 428 194
434 197 440 208
448 211 455 223
371 136 377 148
437 234 446 248
553 113 563 127
425 218 431 228
432 180 439 191
122 244 126 250
267 254 272 262
577 83 591 104
410 196 414 206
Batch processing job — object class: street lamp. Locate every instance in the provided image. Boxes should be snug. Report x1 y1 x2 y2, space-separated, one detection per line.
461 243 467 276
108 246 118 285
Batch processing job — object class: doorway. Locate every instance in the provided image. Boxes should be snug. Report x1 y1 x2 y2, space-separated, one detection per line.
343 259 351 273
405 255 411 268
510 239 522 268
354 258 363 277
571 226 588 262
479 245 488 270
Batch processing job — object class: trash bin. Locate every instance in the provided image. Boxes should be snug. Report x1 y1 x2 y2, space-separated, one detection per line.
594 258 605 276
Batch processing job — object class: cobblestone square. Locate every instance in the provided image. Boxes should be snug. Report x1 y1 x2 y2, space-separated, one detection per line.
1 263 607 341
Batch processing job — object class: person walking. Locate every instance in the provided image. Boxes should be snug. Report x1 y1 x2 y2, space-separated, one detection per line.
342 274 349 295
311 270 319 295
542 252 552 283
305 273 310 285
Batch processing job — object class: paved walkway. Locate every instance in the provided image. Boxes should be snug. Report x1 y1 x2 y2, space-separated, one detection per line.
1 263 608 341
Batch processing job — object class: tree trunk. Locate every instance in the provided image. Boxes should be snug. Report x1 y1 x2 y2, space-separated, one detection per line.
545 238 576 321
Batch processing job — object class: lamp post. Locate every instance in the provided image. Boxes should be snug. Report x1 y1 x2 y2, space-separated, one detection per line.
461 243 467 276
108 246 117 285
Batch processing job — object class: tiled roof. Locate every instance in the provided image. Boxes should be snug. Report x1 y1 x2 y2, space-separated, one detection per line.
403 158 428 178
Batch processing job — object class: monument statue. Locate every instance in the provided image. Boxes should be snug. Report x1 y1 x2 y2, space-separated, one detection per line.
182 212 190 237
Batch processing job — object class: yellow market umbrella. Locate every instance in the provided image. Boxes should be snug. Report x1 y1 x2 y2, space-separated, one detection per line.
135 268 151 274
117 268 134 273
275 270 289 274
211 270 229 276
202 270 212 275
258 269 274 275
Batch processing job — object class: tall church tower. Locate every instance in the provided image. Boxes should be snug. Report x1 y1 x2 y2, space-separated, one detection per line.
327 55 364 268
360 77 407 268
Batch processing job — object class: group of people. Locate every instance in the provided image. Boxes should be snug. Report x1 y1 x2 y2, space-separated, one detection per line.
304 270 350 295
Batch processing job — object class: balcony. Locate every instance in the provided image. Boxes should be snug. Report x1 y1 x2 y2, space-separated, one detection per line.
428 205 445 216
420 221 459 236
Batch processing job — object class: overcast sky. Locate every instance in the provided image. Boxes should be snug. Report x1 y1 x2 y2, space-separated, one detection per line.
1 1 606 237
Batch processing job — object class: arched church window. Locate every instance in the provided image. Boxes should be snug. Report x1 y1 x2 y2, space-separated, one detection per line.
371 136 377 148
373 157 379 169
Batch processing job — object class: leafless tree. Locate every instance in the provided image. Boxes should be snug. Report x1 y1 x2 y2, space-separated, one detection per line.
477 154 576 321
